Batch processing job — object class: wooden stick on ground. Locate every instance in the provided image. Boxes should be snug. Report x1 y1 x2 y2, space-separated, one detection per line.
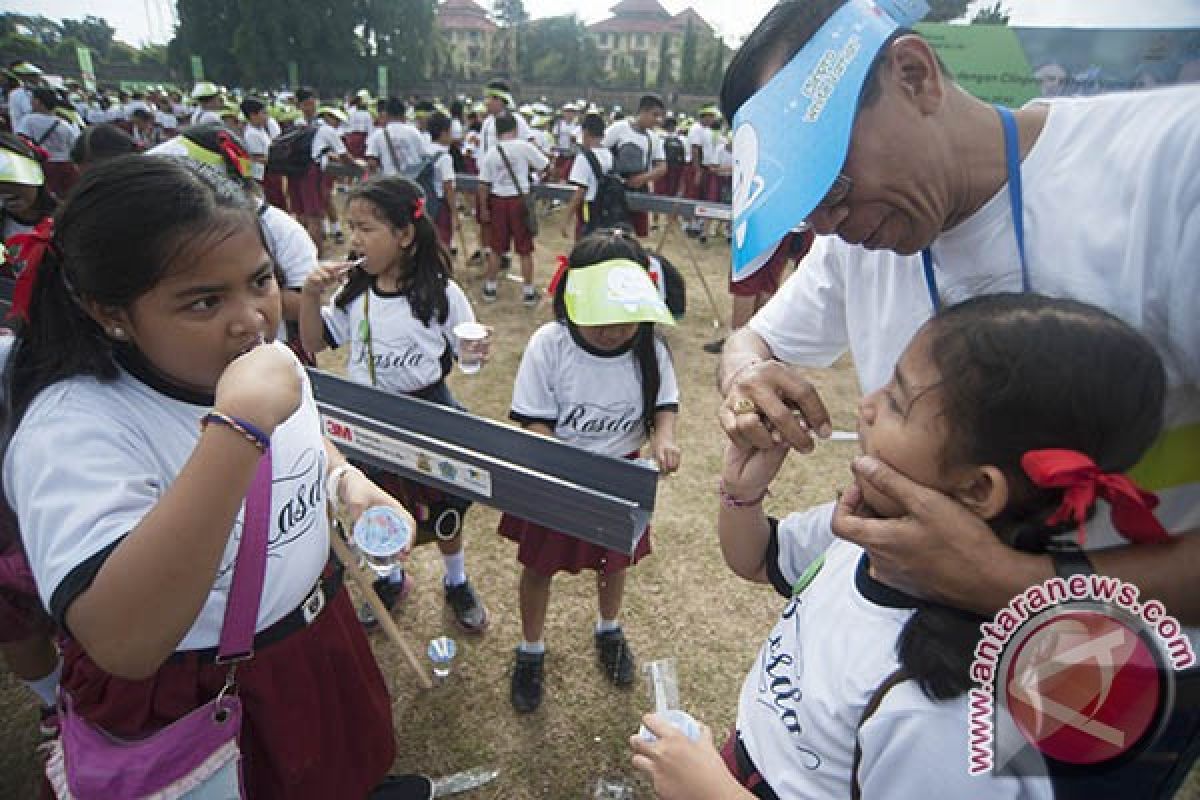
329 531 434 690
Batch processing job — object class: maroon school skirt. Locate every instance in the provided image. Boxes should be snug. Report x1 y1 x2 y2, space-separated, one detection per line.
0 541 53 644
262 172 288 211
59 583 395 799
434 202 453 248
498 452 652 577
286 163 326 217
344 131 368 159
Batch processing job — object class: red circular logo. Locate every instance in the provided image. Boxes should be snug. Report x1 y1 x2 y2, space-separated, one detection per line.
1004 609 1163 765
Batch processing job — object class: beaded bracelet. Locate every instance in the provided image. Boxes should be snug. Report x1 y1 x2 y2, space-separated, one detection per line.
201 411 271 454
719 479 769 509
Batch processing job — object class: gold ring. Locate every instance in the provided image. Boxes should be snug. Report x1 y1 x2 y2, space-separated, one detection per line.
732 398 757 415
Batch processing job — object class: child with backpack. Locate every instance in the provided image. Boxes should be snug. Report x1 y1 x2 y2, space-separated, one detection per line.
423 111 457 250
656 116 688 199
561 112 626 240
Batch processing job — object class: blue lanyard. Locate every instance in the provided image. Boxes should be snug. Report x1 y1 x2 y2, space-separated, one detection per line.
921 105 1029 312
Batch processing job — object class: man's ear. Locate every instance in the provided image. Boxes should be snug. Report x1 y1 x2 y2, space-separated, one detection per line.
951 465 1009 521
885 34 946 114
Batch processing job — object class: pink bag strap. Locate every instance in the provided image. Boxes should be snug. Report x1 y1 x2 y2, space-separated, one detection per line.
216 451 272 663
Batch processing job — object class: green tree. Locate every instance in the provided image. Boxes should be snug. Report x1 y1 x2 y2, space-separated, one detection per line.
679 19 697 91
169 0 240 85
925 0 970 22
60 16 115 58
655 33 671 90
492 0 528 78
522 15 596 85
971 2 1010 25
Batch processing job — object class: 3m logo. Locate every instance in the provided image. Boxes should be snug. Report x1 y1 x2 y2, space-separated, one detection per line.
324 418 354 443
1004 609 1166 765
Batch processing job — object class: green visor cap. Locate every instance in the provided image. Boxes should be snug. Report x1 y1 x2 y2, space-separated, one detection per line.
0 150 45 187
564 259 675 327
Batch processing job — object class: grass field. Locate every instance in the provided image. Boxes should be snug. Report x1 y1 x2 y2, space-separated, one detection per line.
1 207 1196 798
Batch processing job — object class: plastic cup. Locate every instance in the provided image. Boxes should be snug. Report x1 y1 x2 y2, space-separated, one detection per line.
427 636 457 680
453 322 488 375
637 709 702 743
352 506 413 577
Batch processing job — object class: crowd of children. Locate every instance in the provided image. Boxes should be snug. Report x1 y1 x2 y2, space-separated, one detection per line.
0 57 1189 800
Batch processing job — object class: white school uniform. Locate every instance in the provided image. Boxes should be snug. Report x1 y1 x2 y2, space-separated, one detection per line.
735 503 1053 799
479 111 534 155
4 342 331 651
259 204 318 340
348 109 374 134
554 119 581 151
366 122 426 176
15 113 79 163
478 139 548 197
190 108 224 127
602 119 665 175
427 143 455 199
567 146 614 202
321 280 475 394
509 321 679 457
687 122 722 167
310 124 346 169
7 86 32 129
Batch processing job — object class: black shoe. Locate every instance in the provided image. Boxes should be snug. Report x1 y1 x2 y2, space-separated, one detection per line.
358 573 413 630
594 628 636 687
445 579 489 633
369 774 434 799
511 649 545 712
702 337 726 354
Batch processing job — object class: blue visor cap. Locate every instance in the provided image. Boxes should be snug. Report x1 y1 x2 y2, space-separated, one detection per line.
730 0 928 280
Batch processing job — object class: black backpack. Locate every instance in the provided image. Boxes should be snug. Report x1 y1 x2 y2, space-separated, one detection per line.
404 155 444 226
580 148 630 234
266 126 319 176
663 134 686 166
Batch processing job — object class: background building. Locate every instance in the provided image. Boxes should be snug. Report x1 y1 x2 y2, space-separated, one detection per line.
436 0 498 81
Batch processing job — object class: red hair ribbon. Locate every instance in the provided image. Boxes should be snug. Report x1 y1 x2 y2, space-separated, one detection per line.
7 217 55 323
1021 449 1169 547
413 196 425 220
547 255 570 295
215 130 249 178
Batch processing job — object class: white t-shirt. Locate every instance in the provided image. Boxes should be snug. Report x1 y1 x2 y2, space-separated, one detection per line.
366 122 426 176
478 139 549 197
259 204 317 339
450 118 464 143
348 109 374 134
7 87 32 128
748 86 1200 641
4 342 331 651
311 124 346 168
243 124 272 180
155 110 178 131
736 503 1053 799
15 113 79 162
603 119 665 175
190 108 223 127
687 122 722 166
321 280 475 393
479 111 534 155
266 117 281 139
510 321 679 457
554 119 580 151
427 143 455 199
567 146 615 202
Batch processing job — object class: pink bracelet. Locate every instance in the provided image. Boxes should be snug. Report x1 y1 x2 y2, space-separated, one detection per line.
719 479 769 509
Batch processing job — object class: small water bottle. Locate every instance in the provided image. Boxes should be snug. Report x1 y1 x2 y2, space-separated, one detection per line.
428 636 457 680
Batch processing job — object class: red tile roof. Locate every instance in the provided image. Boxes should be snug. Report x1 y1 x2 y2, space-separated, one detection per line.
588 3 715 36
436 0 498 32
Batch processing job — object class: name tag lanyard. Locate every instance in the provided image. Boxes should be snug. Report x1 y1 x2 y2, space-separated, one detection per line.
921 105 1029 311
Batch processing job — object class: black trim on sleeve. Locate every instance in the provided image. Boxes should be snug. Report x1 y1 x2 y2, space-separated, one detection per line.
653 402 679 414
322 319 339 350
49 538 123 633
764 517 792 598
509 410 558 429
